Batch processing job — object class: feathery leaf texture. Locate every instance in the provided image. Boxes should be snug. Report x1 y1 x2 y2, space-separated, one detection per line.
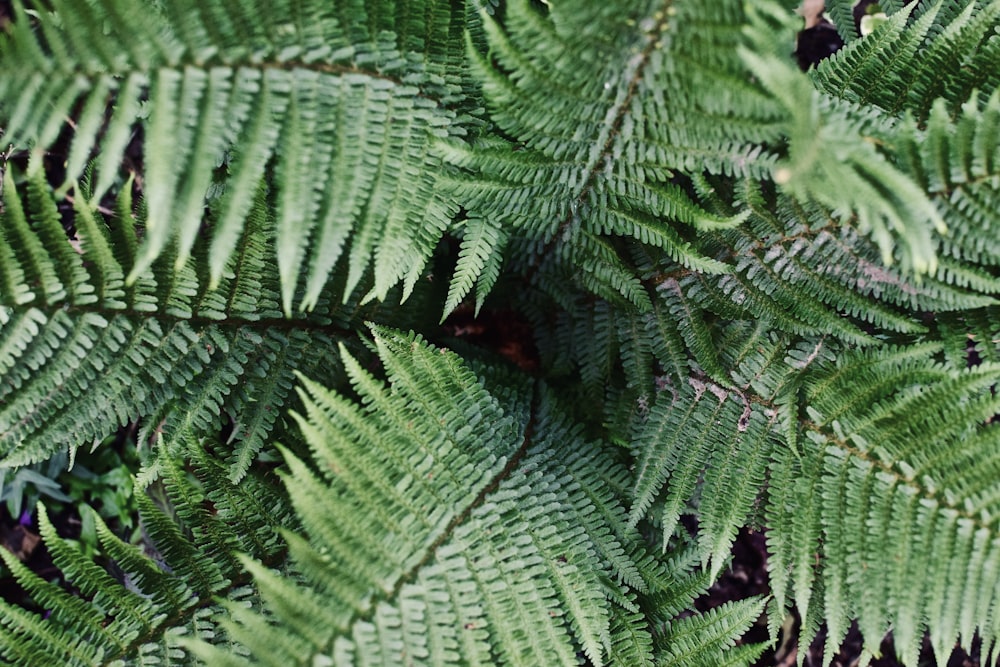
0 0 998 665
765 345 1000 666
0 435 290 666
193 328 632 666
440 0 771 310
184 328 767 666
813 0 1000 120
0 0 472 311
0 167 349 478
0 330 764 666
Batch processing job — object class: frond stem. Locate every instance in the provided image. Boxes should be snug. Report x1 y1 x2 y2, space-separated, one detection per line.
390 381 538 594
529 0 675 276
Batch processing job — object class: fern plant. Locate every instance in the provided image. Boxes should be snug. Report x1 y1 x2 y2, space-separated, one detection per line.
0 0 999 665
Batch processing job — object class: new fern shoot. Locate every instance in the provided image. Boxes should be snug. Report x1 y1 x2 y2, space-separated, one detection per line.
0 0 998 665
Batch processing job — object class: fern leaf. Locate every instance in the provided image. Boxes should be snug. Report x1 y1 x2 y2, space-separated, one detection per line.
628 378 773 576
172 328 760 665
0 0 472 311
628 381 719 536
442 0 773 306
1 2 998 666
608 605 655 667
815 1 927 85
814 0 1000 120
38 504 159 631
0 597 108 666
767 345 1000 663
656 597 767 667
741 11 947 275
0 544 116 652
0 171 359 477
0 435 290 666
823 0 861 42
444 214 508 317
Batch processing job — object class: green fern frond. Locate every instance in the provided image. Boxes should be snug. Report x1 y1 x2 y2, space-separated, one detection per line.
178 328 763 666
935 306 1000 370
814 0 1000 119
0 535 123 659
132 585 263 666
608 605 656 667
444 214 508 317
822 0 862 42
440 0 773 307
0 1 998 665
0 438 286 666
610 311 1000 664
0 170 358 476
0 591 109 665
628 377 773 576
0 0 472 310
893 90 1000 281
240 329 617 665
656 597 767 667
702 181 996 334
529 173 995 418
765 345 1000 664
741 5 949 276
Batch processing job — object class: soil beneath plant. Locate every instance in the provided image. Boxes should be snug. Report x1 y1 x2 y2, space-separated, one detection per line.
0 506 83 612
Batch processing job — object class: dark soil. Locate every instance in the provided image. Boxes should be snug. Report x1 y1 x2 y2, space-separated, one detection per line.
0 506 81 612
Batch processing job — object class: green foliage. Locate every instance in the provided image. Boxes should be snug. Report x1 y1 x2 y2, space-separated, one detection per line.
0 0 998 665
58 445 143 553
0 443 286 665
0 0 474 311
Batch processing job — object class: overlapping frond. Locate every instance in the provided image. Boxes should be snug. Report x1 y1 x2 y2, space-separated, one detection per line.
183 328 763 666
656 598 768 667
766 345 1000 665
527 172 995 428
701 180 997 332
0 166 352 477
191 328 620 665
438 0 776 312
740 4 953 276
934 306 1000 370
615 321 1000 664
572 239 1000 665
439 0 983 315
0 435 290 666
628 377 775 577
893 90 1000 284
0 0 473 310
0 329 770 666
774 0 1000 301
814 0 1000 119
0 0 997 665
